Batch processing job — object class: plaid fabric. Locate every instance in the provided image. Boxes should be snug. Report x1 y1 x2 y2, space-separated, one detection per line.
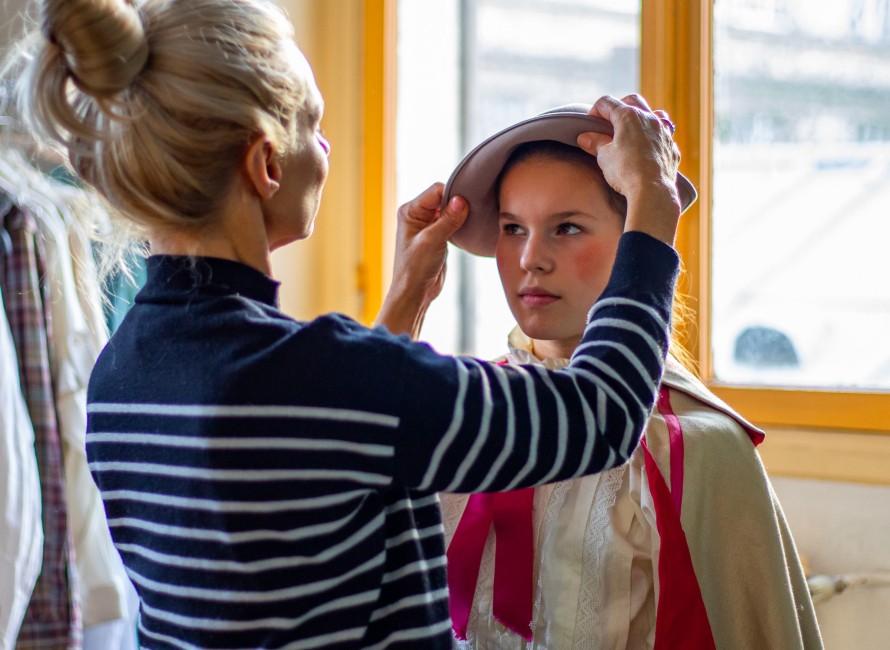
2 206 82 649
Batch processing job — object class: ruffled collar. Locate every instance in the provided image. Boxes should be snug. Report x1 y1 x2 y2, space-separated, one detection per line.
505 326 569 370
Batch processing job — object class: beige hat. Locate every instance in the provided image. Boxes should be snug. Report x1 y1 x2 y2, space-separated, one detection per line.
444 103 698 257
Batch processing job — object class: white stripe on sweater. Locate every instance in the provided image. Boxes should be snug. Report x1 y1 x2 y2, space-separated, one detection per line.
502 364 541 491
125 552 385 602
418 359 469 490
88 402 399 427
89 461 389 486
90 432 392 457
362 618 454 650
100 488 367 513
473 365 516 492
584 296 668 335
444 359 496 492
106 505 367 545
114 514 385 573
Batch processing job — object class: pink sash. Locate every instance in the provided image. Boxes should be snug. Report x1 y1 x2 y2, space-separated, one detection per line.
447 488 535 641
642 386 716 649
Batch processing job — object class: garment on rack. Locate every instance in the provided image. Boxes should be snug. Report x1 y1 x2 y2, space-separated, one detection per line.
32 182 131 629
1 205 81 649
0 194 44 650
0 152 136 648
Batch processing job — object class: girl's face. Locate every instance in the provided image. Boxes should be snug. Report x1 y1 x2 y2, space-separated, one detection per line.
496 155 625 360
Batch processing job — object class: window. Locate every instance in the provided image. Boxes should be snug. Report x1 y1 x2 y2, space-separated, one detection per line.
712 0 890 390
397 0 641 359
393 0 890 436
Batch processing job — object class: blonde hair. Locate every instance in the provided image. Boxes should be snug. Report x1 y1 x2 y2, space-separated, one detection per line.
15 0 311 234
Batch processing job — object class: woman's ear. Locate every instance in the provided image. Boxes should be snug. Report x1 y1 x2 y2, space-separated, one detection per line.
243 135 282 199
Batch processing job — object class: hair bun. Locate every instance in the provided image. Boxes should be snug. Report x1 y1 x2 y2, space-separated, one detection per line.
42 0 148 96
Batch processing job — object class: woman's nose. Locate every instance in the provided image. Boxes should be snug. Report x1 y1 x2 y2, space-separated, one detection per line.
519 235 554 273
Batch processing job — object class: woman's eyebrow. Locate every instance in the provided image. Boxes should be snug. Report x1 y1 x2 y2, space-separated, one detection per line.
304 98 324 124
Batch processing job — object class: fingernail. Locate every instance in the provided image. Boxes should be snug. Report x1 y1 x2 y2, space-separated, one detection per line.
577 134 593 149
449 196 465 210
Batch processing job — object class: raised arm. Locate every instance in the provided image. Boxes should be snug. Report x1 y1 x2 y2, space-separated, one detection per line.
374 183 468 339
392 229 677 493
387 94 683 493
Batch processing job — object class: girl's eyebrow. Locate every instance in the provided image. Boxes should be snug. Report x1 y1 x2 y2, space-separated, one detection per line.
498 210 598 221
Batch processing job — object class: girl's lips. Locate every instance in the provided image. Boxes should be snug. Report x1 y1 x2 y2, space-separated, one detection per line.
520 291 559 307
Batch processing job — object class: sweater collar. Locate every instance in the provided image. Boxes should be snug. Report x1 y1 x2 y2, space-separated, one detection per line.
138 255 280 308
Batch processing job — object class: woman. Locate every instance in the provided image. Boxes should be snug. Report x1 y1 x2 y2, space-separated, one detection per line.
440 109 823 649
12 0 688 648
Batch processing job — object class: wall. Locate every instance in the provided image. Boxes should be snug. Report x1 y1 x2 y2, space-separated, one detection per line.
272 0 365 322
771 476 890 649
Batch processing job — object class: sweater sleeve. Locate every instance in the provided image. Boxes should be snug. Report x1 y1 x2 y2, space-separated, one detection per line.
394 231 678 493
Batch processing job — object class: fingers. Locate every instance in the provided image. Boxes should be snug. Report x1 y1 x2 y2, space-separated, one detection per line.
428 195 468 238
410 182 445 211
619 93 652 112
576 131 611 155
589 94 676 139
652 109 676 135
588 94 621 121
397 182 445 226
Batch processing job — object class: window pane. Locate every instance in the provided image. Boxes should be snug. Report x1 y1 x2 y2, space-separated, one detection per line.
397 0 641 358
712 0 890 389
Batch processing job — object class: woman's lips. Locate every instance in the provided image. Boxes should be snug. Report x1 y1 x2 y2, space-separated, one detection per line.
519 290 559 307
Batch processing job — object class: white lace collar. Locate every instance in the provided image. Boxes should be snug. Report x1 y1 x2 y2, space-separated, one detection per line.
505 326 570 370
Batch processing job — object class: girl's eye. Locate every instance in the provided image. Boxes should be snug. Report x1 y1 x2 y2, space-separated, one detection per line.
501 223 524 235
556 223 582 235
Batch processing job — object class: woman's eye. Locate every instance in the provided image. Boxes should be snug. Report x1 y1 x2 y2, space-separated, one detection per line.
557 223 582 235
501 223 524 235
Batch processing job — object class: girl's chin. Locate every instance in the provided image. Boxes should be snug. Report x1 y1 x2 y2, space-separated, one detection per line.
518 316 582 341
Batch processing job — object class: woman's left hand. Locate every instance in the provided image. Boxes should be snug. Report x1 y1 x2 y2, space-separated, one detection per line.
577 94 682 245
375 183 468 338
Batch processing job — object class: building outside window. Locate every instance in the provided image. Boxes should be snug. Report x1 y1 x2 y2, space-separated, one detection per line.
398 0 890 394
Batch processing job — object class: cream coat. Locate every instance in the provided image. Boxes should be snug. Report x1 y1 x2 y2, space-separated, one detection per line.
441 331 822 649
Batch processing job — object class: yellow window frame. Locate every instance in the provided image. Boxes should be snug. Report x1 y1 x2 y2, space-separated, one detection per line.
352 0 890 483
640 0 890 431
640 0 890 485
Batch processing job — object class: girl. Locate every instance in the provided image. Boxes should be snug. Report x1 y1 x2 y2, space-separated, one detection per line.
441 109 823 649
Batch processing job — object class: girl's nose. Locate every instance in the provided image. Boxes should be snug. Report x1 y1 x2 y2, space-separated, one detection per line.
519 235 555 273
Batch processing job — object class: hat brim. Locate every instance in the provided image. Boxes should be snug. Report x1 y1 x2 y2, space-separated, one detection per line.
443 106 698 257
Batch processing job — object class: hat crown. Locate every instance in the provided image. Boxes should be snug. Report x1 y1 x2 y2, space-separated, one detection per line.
444 105 697 257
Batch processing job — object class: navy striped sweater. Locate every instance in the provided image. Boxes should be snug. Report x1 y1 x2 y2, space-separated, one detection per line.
86 232 678 649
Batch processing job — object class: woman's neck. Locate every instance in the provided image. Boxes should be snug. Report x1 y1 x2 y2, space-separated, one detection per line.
149 230 272 275
148 188 273 275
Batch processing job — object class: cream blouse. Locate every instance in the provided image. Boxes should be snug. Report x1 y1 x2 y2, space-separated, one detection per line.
440 328 660 649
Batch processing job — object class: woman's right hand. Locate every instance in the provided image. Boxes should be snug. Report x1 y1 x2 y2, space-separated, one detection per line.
374 183 469 338
576 94 682 246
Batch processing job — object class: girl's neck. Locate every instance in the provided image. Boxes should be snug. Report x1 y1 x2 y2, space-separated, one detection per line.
530 337 575 362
